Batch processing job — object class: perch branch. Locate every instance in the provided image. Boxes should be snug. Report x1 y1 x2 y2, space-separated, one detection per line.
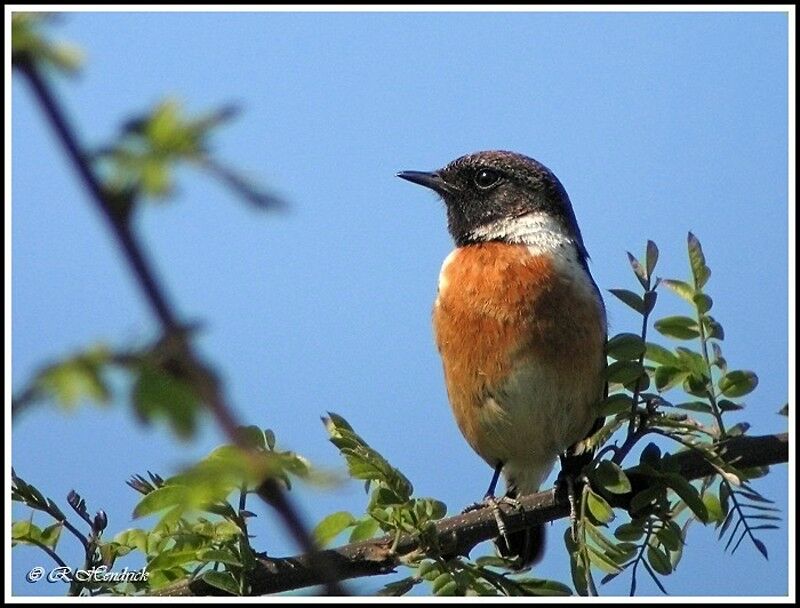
153 431 788 596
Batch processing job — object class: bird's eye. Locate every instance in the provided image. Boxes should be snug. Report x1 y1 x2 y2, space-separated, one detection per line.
474 168 502 189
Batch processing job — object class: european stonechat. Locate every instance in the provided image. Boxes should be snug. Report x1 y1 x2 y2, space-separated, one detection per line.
398 150 607 567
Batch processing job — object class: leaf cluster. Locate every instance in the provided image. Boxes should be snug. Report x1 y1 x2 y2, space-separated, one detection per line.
321 413 574 596
12 427 317 596
567 233 780 596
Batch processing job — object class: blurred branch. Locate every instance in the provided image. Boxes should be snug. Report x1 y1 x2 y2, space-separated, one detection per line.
153 432 788 596
14 57 344 596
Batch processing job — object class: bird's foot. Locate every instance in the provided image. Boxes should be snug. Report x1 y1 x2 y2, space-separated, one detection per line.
462 494 522 548
462 493 520 513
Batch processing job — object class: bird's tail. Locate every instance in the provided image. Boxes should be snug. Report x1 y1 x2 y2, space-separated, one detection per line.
493 486 546 569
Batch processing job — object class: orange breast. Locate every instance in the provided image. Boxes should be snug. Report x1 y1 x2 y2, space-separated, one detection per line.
432 242 606 466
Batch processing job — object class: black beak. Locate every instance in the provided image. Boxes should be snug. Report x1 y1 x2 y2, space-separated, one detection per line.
396 170 456 195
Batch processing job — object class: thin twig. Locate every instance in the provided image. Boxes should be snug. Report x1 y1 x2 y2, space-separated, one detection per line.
21 537 70 570
15 58 343 596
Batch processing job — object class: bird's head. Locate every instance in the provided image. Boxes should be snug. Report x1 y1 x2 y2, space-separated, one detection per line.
398 150 587 257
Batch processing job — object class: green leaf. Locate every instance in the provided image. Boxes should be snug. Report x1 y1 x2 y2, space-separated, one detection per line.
141 158 171 196
702 493 725 524
654 366 689 392
474 555 514 568
12 519 62 550
672 401 713 414
323 413 414 502
371 486 406 508
146 548 200 572
727 422 750 437
645 240 659 278
313 511 357 547
654 316 700 340
114 528 148 554
606 361 645 385
12 14 84 74
214 520 242 539
661 279 695 304
718 370 758 398
431 572 454 594
264 429 276 450
587 490 615 524
34 344 112 410
515 578 573 596
606 333 647 361
379 576 418 596
624 372 650 393
645 343 679 366
643 290 658 314
719 482 731 518
614 522 645 542
661 474 708 523
687 232 711 289
435 580 458 596
630 486 663 514
597 393 634 416
564 529 589 596
718 399 744 413
349 517 380 543
147 567 190 590
141 446 276 521
753 538 769 560
627 252 649 290
200 571 240 595
133 485 189 518
693 293 713 314
702 315 725 340
418 559 441 580
647 544 673 575
99 540 130 563
132 362 200 439
608 289 645 314
587 545 621 573
236 426 266 451
674 347 707 376
586 523 634 562
11 521 41 543
682 374 710 398
711 342 728 372
656 520 683 551
669 523 688 570
640 442 662 466
39 523 63 549
592 461 632 494
417 498 447 520
198 548 243 567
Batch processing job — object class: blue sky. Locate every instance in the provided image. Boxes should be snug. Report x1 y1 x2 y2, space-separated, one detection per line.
10 9 790 597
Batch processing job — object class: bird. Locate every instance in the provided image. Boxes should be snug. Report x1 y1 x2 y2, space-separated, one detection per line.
397 150 607 568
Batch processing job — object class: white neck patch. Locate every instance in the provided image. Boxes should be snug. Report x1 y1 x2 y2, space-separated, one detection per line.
469 212 576 256
439 211 603 325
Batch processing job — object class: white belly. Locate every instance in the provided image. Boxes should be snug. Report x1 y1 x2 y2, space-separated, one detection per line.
477 357 602 494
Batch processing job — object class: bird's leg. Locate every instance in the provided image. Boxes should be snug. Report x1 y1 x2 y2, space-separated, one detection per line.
485 460 503 498
557 451 590 541
462 462 521 548
462 461 504 512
